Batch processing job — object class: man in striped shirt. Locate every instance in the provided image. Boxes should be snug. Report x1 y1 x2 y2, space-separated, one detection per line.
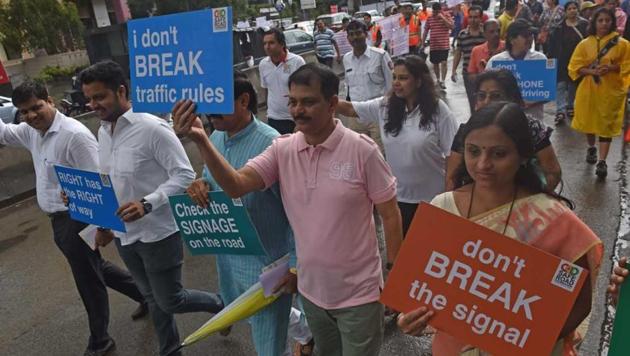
451 5 487 111
314 19 341 68
422 2 455 89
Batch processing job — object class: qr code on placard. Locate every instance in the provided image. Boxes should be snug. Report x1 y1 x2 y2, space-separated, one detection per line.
550 260 583 292
100 174 112 188
213 7 228 33
232 198 243 206
546 59 556 69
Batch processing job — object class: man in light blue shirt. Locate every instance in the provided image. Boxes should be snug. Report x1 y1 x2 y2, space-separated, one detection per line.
182 72 306 356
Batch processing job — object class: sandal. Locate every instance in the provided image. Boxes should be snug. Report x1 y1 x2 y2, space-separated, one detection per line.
294 339 315 356
554 112 565 125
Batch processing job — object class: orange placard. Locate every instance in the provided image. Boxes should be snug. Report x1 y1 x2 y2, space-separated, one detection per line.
380 203 588 355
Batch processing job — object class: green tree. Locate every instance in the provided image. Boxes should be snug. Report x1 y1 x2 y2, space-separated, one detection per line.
0 0 84 55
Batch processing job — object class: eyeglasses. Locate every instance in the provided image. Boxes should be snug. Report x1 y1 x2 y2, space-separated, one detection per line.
476 91 505 102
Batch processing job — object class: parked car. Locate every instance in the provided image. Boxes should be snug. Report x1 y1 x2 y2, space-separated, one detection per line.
284 29 314 54
0 95 19 124
316 12 352 32
290 20 315 34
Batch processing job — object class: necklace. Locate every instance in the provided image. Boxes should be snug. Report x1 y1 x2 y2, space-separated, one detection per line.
466 183 518 235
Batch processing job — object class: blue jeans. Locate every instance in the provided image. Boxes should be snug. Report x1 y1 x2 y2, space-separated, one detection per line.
115 233 222 356
556 81 576 114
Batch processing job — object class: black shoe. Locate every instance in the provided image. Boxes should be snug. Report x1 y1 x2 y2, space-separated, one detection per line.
84 339 115 356
131 302 148 320
586 147 597 164
596 160 608 178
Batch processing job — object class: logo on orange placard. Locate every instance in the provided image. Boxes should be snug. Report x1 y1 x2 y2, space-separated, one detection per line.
550 261 583 292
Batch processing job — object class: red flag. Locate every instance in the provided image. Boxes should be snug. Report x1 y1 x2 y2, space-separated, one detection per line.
0 62 9 85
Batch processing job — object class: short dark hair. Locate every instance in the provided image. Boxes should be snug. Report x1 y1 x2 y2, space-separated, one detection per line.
505 0 518 11
234 71 258 114
363 13 372 19
432 2 441 11
468 5 483 16
342 17 350 23
288 63 339 100
79 60 129 99
588 7 616 36
12 80 49 106
346 20 368 33
474 69 525 106
483 18 500 32
564 0 579 10
505 19 535 51
263 28 286 48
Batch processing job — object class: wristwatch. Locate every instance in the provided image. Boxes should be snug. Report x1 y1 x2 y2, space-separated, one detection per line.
140 198 153 214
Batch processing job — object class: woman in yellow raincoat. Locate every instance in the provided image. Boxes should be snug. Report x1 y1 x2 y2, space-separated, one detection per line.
568 7 630 178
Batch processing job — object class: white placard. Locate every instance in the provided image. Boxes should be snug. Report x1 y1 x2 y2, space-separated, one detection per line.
301 0 316 10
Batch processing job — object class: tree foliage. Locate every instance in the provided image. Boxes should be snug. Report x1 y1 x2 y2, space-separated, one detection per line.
127 0 258 20
0 0 84 55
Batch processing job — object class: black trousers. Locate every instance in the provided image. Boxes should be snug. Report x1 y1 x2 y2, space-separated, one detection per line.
398 202 419 238
267 118 296 135
316 56 334 68
50 211 144 350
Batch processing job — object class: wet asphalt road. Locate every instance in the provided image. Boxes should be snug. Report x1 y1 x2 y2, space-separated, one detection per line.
1 58 627 356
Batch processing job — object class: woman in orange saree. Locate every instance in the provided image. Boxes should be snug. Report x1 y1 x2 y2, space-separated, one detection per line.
397 102 603 356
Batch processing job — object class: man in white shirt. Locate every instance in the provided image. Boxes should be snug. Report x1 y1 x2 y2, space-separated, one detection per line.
0 80 146 356
259 28 306 134
79 61 223 356
343 20 393 152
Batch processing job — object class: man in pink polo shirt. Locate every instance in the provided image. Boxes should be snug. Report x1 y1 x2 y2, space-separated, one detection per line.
172 63 403 356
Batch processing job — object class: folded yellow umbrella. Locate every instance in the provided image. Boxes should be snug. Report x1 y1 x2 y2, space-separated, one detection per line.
181 281 279 348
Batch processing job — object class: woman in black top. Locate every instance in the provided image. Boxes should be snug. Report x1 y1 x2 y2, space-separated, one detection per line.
549 0 589 124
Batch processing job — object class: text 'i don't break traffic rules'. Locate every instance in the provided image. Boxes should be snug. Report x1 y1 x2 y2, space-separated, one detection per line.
128 8 234 113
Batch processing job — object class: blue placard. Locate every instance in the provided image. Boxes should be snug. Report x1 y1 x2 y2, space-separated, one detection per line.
54 165 126 232
490 59 557 101
128 8 234 113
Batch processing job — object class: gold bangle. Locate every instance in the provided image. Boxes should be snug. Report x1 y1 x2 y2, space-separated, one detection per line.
289 267 297 275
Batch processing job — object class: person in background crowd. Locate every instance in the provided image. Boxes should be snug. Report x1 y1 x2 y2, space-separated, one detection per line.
399 102 602 356
342 17 350 32
180 72 307 356
259 28 306 134
549 0 588 125
498 0 533 39
446 69 561 191
450 3 465 42
343 20 393 152
451 5 487 111
468 19 505 76
423 2 455 89
581 1 599 20
1 80 147 356
80 60 224 356
605 0 628 33
487 19 547 121
172 63 403 356
400 3 423 54
314 19 341 68
364 13 383 48
462 0 490 27
336 55 458 236
539 0 565 53
568 7 630 178
527 0 544 26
